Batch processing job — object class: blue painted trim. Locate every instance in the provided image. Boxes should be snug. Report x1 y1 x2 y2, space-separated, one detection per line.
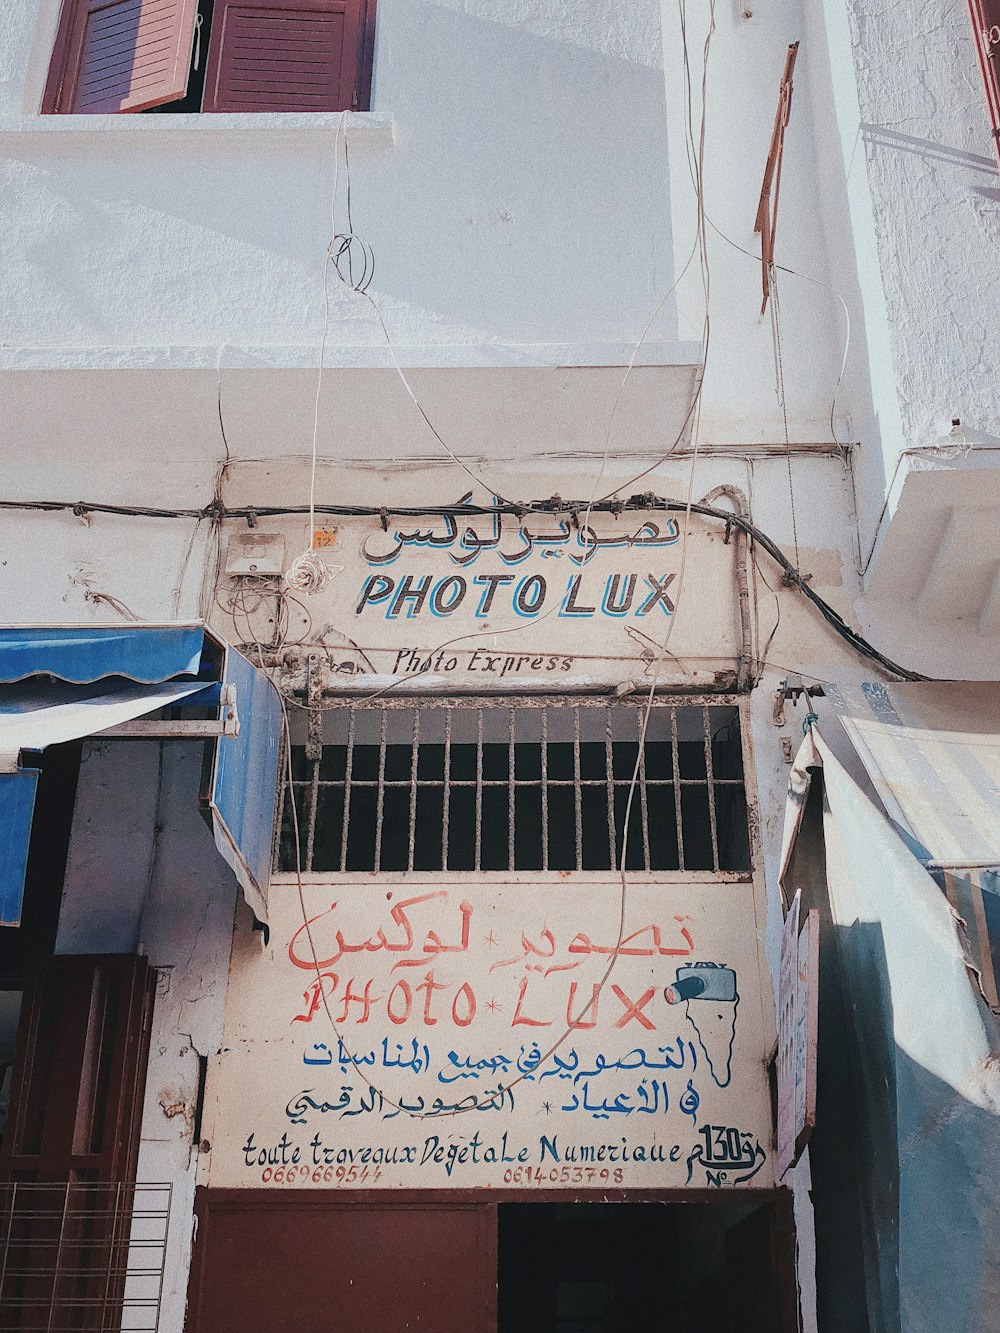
210 647 282 917
0 769 40 926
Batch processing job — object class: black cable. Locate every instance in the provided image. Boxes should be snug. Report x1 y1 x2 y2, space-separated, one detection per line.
0 492 925 681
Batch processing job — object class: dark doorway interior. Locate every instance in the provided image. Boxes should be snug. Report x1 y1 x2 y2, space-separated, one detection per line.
498 1201 786 1333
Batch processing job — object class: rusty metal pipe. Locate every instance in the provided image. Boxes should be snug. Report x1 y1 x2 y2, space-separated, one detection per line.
699 485 755 692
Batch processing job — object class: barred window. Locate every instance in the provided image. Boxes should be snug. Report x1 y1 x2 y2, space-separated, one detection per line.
278 699 751 875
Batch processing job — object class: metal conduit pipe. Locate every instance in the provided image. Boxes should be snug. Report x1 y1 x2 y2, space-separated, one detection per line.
698 485 755 693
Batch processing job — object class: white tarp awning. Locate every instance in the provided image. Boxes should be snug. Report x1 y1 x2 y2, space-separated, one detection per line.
0 679 208 774
823 680 1000 872
0 625 283 929
780 714 1000 1333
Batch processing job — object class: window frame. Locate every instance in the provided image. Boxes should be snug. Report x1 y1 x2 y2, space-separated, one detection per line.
275 694 756 879
40 0 377 116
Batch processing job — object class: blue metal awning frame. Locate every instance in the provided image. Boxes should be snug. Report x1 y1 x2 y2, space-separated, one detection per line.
0 624 281 926
208 641 282 924
0 765 40 926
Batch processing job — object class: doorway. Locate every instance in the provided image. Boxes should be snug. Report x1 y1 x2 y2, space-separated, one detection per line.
498 1201 790 1333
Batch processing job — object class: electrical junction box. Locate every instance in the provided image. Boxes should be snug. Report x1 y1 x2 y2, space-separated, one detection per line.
225 532 286 577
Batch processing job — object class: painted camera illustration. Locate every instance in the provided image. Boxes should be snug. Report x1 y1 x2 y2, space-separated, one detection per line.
663 961 738 1005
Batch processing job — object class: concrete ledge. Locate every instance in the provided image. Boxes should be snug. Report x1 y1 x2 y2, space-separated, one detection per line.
0 341 705 372
0 110 396 145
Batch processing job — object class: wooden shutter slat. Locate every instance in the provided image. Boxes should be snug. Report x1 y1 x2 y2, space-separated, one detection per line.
227 15 345 28
203 0 372 113
232 60 340 72
43 0 199 113
78 40 177 80
231 35 345 47
229 70 335 80
230 39 344 51
87 29 179 60
229 70 336 80
88 17 183 49
91 0 179 32
225 23 346 42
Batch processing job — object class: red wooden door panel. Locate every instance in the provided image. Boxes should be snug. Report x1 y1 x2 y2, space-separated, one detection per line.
0 954 156 1332
202 0 369 112
43 0 199 113
187 1191 496 1333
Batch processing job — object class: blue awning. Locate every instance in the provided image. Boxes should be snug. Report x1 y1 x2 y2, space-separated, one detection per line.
209 646 283 923
0 625 207 684
0 625 281 927
0 768 40 926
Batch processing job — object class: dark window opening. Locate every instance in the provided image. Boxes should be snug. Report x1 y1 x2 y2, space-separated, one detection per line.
498 1201 790 1333
0 741 82 988
278 700 751 874
144 0 215 114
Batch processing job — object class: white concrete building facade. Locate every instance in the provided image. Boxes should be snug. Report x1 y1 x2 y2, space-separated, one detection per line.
1 0 998 1329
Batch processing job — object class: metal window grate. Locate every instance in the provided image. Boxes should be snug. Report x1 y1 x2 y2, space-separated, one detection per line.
0 1181 171 1332
278 699 750 875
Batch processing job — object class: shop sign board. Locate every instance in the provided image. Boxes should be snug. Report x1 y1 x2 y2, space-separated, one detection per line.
204 878 776 1192
222 499 742 689
776 890 818 1176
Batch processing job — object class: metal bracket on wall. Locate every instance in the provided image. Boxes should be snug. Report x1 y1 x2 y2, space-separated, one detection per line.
305 653 324 761
773 676 824 729
95 684 240 739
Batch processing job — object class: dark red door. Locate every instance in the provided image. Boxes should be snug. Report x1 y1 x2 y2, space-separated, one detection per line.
0 953 157 1331
186 1191 496 1333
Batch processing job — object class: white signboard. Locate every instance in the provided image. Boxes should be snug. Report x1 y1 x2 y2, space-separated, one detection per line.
218 500 741 691
777 890 818 1176
204 878 775 1192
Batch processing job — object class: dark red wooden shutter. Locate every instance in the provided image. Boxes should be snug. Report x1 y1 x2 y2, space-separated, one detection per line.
42 0 199 114
202 0 373 113
0 954 155 1183
969 0 1000 164
0 955 156 1331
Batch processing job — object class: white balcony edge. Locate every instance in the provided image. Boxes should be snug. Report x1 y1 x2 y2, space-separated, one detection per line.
0 110 397 144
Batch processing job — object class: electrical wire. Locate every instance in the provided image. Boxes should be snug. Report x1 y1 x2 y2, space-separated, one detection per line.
273 0 729 1119
587 0 715 506
752 550 781 685
0 493 923 680
701 211 852 452
319 118 512 506
769 267 801 571
286 113 351 596
580 231 702 539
